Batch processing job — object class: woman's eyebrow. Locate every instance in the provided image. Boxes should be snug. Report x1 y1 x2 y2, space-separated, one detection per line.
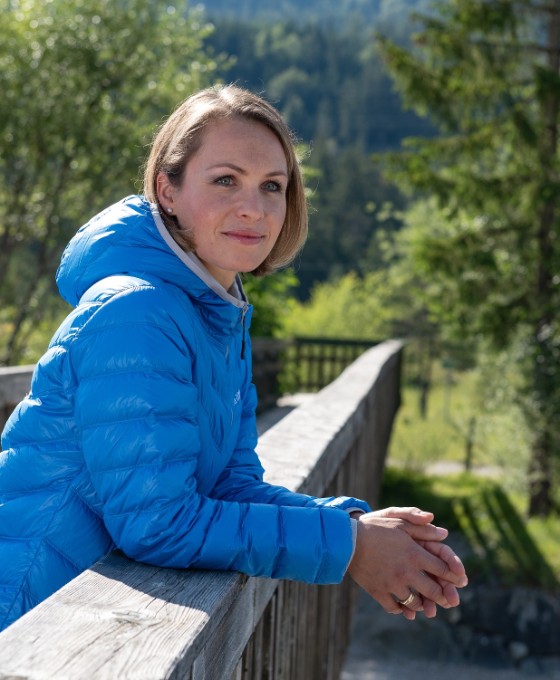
207 162 288 177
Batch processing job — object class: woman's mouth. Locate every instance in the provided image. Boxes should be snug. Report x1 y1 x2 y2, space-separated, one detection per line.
223 230 264 245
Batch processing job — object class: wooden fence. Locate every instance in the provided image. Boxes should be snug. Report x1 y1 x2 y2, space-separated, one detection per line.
0 340 403 680
251 338 288 413
251 336 380 412
284 337 380 393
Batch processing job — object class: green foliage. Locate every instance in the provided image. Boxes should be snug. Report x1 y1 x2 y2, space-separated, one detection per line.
0 0 220 364
0 2 434 362
200 0 431 29
377 0 560 515
296 145 406 297
202 7 432 302
205 17 434 153
3 297 72 367
453 485 559 589
280 221 450 388
389 347 560 582
376 0 560 343
389 198 529 348
242 269 299 337
381 466 491 530
280 272 388 341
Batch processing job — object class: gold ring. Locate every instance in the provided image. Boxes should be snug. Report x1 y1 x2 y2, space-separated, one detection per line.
397 591 416 608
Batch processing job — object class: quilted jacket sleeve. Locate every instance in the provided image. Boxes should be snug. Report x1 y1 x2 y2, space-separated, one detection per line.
71 284 355 584
210 382 372 514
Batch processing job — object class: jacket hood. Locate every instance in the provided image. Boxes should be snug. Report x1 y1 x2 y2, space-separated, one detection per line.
56 195 249 324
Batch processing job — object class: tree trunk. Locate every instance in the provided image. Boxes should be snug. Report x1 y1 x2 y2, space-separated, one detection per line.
417 336 433 419
527 5 560 517
528 428 553 517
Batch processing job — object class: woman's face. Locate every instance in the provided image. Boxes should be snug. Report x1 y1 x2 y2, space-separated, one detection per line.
157 117 288 290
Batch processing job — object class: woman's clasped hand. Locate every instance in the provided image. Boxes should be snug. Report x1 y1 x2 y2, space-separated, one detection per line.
348 507 468 620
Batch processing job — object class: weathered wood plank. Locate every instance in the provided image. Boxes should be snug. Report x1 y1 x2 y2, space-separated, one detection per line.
0 365 34 402
0 365 34 429
0 554 247 679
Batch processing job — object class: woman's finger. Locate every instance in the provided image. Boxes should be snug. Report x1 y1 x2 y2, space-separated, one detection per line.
421 598 437 618
400 521 449 543
371 506 435 525
401 605 417 621
441 580 460 607
392 588 423 612
377 591 405 616
412 550 467 595
419 540 468 583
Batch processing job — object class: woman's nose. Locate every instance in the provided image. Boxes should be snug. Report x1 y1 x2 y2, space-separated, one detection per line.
236 189 265 221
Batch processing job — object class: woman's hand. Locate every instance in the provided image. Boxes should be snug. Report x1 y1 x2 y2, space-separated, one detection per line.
370 507 467 618
347 507 468 621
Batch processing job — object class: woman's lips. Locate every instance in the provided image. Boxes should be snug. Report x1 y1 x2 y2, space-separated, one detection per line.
223 230 264 245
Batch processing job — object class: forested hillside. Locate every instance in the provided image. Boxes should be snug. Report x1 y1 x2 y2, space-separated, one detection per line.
200 0 429 30
204 19 433 152
200 5 435 296
201 0 434 151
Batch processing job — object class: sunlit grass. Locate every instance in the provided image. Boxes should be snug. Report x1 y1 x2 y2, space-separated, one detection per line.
388 363 531 495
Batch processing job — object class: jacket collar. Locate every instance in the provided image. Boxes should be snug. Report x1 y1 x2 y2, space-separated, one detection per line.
56 196 251 338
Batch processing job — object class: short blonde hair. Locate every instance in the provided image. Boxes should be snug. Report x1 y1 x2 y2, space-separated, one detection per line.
143 84 308 276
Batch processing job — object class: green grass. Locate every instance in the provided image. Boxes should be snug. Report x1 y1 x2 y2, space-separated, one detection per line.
389 365 532 495
390 370 481 466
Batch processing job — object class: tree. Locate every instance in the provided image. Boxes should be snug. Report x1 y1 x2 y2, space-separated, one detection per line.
376 0 560 516
242 269 299 338
199 0 434 29
280 220 454 419
294 142 406 297
0 0 220 364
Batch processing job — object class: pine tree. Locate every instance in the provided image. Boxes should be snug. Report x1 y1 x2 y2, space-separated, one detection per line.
377 0 560 516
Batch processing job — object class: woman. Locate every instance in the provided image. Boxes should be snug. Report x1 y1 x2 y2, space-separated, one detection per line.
0 85 466 632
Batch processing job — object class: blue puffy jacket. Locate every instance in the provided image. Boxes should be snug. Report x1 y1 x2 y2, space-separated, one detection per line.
0 196 370 631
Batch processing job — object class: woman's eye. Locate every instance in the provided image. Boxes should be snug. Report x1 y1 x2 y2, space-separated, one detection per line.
263 180 283 193
215 176 234 186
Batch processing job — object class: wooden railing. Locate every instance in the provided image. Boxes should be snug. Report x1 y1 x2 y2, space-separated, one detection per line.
0 363 35 430
285 337 380 393
0 340 403 680
252 336 380 412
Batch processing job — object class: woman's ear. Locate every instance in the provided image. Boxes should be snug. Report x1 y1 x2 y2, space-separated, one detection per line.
156 171 175 212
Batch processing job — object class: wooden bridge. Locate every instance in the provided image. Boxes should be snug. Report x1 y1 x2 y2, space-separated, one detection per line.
0 340 403 680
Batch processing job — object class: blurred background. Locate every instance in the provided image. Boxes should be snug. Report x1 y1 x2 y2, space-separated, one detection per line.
1 0 559 613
